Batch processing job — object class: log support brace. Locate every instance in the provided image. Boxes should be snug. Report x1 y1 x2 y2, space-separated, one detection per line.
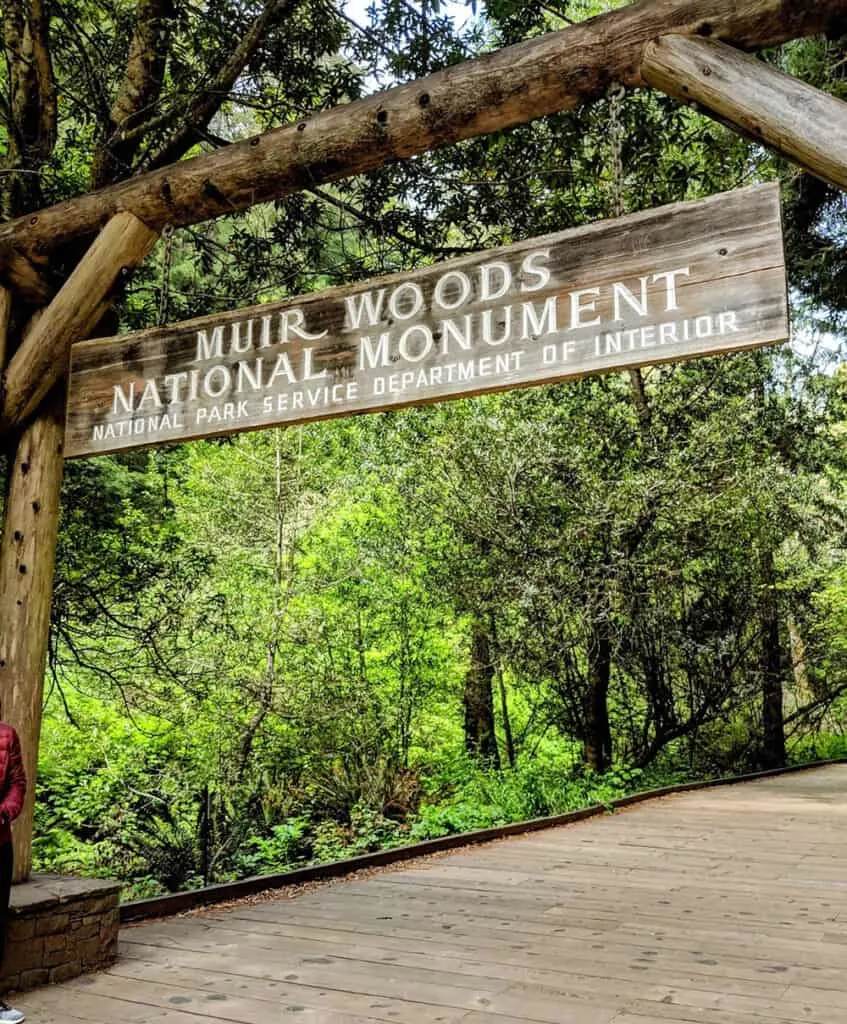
642 35 847 191
0 212 158 432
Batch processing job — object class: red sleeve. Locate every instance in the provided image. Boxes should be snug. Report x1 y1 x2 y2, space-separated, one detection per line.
0 729 26 823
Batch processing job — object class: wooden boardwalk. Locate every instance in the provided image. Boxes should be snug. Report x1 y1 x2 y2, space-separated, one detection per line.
14 766 847 1024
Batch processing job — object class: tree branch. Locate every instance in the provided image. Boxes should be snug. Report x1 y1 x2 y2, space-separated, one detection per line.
143 0 303 172
308 185 477 257
90 0 176 189
1 0 57 216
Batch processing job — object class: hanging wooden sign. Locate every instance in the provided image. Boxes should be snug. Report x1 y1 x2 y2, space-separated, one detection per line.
64 183 787 459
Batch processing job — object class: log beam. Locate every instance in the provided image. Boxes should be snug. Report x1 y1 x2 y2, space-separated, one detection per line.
0 0 845 280
642 35 847 191
0 212 158 431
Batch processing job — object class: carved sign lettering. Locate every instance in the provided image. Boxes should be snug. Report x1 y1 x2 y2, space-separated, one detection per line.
65 183 787 458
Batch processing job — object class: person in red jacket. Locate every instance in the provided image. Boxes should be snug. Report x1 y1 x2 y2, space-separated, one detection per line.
0 718 26 1024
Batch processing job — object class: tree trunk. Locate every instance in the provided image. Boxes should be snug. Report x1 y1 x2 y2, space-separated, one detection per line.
628 368 652 441
786 613 814 701
463 621 500 768
584 609 613 773
498 672 516 769
760 549 786 769
0 216 155 880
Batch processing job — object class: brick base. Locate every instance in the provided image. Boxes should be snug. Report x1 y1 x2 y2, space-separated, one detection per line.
0 874 121 994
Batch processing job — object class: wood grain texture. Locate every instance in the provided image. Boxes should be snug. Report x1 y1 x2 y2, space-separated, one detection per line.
2 251 53 307
0 386 66 883
0 0 844 295
11 766 847 1022
642 35 847 190
0 212 158 432
0 285 11 369
65 183 787 459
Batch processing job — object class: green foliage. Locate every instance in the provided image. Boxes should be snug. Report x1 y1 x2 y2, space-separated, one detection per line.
788 731 847 764
410 755 645 838
313 804 406 861
5 0 847 897
233 818 311 876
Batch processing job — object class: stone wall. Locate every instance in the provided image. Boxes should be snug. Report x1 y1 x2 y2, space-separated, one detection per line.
0 875 121 994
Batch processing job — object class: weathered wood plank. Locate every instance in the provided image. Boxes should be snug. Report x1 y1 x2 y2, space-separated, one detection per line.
65 183 787 459
642 35 847 191
123 914 847 996
18 979 390 1024
118 935 798 1007
44 969 469 1024
0 0 845 293
9 989 191 1024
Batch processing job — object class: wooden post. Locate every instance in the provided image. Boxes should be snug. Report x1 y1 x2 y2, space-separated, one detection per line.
0 214 157 882
1 212 157 431
642 35 847 191
0 386 65 882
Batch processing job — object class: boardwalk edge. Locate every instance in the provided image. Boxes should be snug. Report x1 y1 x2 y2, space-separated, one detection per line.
120 756 847 923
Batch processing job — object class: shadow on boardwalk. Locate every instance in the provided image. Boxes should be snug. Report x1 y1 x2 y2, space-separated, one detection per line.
15 766 847 1023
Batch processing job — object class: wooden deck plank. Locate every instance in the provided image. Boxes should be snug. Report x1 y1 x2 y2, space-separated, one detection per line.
117 935 801 1001
75 963 474 1022
13 765 847 1023
171 904 847 972
262 887 843 942
120 906 847 990
119 929 829 995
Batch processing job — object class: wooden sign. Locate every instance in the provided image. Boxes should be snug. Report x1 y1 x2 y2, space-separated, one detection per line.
65 183 787 458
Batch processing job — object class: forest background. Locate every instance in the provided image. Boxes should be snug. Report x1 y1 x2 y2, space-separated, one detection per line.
3 0 847 900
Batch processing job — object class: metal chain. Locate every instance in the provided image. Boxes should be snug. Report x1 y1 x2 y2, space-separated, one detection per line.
606 81 627 219
158 223 174 326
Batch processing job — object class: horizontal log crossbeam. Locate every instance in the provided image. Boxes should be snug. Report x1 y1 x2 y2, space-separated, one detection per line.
1 0 846 301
